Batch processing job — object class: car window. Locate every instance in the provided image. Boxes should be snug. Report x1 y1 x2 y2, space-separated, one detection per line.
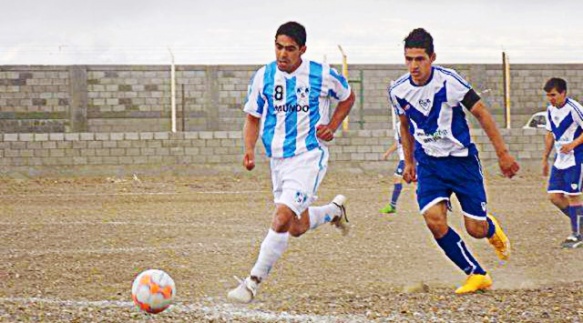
534 115 546 127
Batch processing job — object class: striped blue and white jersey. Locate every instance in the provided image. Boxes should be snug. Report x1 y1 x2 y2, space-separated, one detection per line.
244 59 351 158
388 66 475 158
545 98 583 169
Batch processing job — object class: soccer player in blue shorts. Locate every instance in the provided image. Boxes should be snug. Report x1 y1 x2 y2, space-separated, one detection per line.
380 121 407 214
388 28 520 294
227 21 355 303
542 78 583 249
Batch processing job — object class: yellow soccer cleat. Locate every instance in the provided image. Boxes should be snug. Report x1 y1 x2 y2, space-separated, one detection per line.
487 213 511 261
455 273 493 294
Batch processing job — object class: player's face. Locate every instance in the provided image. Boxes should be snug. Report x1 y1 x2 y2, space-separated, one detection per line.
546 89 567 107
405 48 435 86
275 35 305 73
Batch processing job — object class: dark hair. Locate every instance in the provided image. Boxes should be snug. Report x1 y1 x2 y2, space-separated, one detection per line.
404 28 434 56
275 21 306 47
544 77 567 93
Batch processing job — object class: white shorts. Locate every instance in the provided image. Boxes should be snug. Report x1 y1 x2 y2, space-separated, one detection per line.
270 146 329 216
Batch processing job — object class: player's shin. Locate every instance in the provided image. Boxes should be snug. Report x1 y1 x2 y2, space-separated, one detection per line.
568 205 583 236
250 229 290 281
436 227 486 275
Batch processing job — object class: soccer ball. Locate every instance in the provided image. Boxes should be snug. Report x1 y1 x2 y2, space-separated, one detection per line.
131 269 176 314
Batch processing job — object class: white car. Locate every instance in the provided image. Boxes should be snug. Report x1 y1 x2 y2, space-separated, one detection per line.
523 111 547 129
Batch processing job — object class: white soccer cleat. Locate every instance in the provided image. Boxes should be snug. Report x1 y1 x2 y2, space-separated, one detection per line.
227 276 258 303
330 194 349 236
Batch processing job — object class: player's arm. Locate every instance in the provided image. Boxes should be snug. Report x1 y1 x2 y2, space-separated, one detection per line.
560 107 583 154
469 98 520 178
560 132 583 154
398 114 416 183
383 142 398 160
542 131 554 176
243 114 260 171
317 90 355 141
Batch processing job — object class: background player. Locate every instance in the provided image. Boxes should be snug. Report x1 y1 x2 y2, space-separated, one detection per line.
542 77 583 248
389 28 520 294
380 121 406 214
228 21 356 303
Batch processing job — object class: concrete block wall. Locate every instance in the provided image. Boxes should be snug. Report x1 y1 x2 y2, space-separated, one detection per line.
0 67 70 132
0 129 547 172
2 64 583 133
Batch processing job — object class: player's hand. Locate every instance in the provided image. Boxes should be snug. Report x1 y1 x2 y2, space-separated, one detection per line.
542 159 549 177
560 142 575 154
316 124 334 142
402 163 417 183
243 151 255 171
382 151 392 160
498 152 520 178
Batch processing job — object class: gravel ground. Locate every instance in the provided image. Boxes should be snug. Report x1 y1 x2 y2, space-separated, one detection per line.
0 169 581 322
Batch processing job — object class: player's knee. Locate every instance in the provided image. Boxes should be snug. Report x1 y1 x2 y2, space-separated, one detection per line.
467 227 487 239
423 212 448 237
271 206 295 232
288 224 307 237
548 194 564 207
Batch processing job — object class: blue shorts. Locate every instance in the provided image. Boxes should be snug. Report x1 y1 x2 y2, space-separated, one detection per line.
548 164 583 195
416 153 487 220
394 160 405 177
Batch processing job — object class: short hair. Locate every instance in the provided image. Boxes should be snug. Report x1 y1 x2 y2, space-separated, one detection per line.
404 28 434 56
544 78 567 93
275 21 306 47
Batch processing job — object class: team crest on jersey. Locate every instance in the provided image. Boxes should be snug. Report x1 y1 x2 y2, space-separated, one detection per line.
419 98 432 111
294 191 308 204
296 85 310 99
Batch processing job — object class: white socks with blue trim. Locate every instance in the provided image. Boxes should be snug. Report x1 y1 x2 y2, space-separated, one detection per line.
250 229 289 281
308 203 340 230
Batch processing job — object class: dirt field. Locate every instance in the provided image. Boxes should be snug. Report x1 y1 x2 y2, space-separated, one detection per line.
0 165 582 322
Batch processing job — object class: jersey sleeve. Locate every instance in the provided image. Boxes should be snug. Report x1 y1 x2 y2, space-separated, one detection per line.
243 68 266 118
388 86 404 116
570 101 583 128
325 67 351 102
443 68 473 107
545 108 552 132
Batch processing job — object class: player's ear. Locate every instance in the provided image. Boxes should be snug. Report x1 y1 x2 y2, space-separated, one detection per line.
300 45 307 55
430 53 436 63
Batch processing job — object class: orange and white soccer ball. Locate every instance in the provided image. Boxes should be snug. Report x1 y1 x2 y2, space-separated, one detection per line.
131 269 176 314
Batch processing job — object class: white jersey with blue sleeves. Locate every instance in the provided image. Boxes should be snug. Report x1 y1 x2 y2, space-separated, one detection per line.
389 66 475 158
545 97 583 169
244 59 351 158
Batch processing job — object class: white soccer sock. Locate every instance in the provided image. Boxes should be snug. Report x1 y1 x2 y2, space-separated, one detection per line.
308 203 341 230
250 229 289 281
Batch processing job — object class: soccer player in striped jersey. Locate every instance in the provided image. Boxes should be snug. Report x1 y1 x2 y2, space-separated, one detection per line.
388 28 520 294
228 21 355 303
542 78 583 249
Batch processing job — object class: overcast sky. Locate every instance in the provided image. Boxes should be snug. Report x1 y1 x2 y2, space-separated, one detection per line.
1 0 582 65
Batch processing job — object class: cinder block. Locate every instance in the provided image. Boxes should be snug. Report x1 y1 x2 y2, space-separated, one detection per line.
64 133 80 141
124 133 139 140
214 131 228 139
34 133 49 141
199 131 214 139
110 133 124 141
80 133 95 141
19 134 34 142
154 132 169 140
